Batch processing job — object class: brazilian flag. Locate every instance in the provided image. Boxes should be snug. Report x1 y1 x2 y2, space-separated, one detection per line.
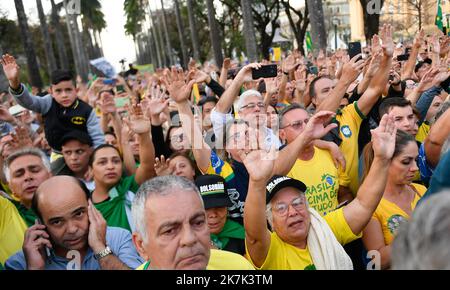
306 31 313 52
435 0 444 31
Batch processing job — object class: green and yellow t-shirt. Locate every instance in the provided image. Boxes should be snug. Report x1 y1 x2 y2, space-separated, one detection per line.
336 102 365 195
94 175 140 232
372 183 426 245
287 146 349 216
11 200 37 227
136 249 255 270
415 122 430 144
246 207 360 270
0 197 27 265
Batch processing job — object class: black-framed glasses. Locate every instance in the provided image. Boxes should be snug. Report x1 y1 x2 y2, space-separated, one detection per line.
240 102 265 110
281 118 309 130
272 196 306 217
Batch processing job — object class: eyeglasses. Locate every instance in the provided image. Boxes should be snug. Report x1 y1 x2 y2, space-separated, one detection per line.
240 102 265 111
281 119 309 130
170 133 184 143
272 196 306 217
226 130 249 142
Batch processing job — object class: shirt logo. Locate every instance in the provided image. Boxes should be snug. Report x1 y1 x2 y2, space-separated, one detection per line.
71 116 86 125
387 214 406 235
340 125 352 138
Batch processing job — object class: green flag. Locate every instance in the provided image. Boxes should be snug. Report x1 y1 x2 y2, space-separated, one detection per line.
306 31 313 52
435 0 444 31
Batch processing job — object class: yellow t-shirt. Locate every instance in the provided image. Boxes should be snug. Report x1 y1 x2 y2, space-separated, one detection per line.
371 183 426 245
287 147 349 216
246 208 361 270
336 102 365 196
0 196 27 265
415 122 430 144
135 249 255 270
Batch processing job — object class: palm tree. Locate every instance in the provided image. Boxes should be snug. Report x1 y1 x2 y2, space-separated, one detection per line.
14 0 43 89
306 0 327 52
174 0 188 68
160 0 174 66
148 4 163 68
80 0 106 59
186 0 200 61
124 0 145 65
206 0 223 67
240 0 258 62
50 0 69 70
36 0 57 74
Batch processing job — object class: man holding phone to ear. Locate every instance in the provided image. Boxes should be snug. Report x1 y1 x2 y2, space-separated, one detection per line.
5 176 143 270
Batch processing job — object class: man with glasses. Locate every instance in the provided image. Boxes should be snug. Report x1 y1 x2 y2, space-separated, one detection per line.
279 104 352 216
241 113 397 269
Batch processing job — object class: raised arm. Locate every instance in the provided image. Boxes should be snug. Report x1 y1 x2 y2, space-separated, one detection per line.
123 104 156 185
214 63 261 113
219 58 231 88
316 54 365 113
165 68 212 173
343 113 396 235
401 30 423 80
241 148 277 268
424 107 450 168
357 24 394 116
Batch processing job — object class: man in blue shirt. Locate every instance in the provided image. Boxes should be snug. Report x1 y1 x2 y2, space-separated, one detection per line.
5 176 143 270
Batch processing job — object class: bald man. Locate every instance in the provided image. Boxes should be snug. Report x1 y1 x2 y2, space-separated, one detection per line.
5 176 143 270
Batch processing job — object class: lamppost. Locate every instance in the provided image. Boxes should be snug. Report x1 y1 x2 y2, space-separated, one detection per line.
332 18 339 51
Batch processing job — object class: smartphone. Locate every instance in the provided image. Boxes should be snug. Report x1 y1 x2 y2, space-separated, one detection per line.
36 218 53 263
252 64 278 79
396 54 410 61
114 97 130 108
308 66 319 75
348 41 362 60
103 79 116 85
116 85 125 93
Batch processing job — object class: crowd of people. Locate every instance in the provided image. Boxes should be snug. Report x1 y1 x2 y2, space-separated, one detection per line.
0 24 449 270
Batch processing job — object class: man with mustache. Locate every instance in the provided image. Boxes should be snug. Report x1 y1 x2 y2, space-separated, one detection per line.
5 176 143 270
131 175 254 270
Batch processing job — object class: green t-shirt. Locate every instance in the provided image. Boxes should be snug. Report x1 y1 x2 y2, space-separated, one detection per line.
210 219 245 250
11 200 36 227
94 175 140 232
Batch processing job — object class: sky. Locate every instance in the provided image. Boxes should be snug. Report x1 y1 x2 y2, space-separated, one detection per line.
0 0 136 73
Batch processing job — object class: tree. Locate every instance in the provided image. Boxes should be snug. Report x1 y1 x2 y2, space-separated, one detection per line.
36 0 57 74
393 0 435 30
174 0 188 68
306 0 327 52
80 0 106 59
241 0 258 61
148 4 163 68
251 0 282 60
360 0 384 42
14 0 43 89
50 0 69 70
160 0 174 66
186 0 201 61
206 0 224 67
280 0 309 55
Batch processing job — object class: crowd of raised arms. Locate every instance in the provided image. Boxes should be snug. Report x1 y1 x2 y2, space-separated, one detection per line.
0 24 450 270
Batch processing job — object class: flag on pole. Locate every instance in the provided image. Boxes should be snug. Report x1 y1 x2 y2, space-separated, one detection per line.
306 31 313 52
435 0 444 31
192 83 200 104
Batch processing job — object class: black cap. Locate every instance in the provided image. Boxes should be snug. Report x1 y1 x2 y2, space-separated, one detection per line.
61 130 93 147
197 96 218 107
266 175 307 204
414 58 432 73
195 175 232 209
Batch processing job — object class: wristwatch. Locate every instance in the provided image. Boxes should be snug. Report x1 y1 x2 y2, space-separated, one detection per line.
94 246 113 260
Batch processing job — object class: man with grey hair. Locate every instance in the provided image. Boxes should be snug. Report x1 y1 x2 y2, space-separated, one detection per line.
2 148 52 226
210 63 281 150
392 191 450 270
131 175 254 270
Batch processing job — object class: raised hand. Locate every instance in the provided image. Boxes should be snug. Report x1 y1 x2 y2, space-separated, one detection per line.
301 111 338 144
146 86 170 118
413 29 424 50
235 63 262 83
432 65 450 87
0 54 21 89
123 103 150 134
365 51 382 78
12 126 33 148
100 92 116 115
188 69 211 84
239 146 277 182
371 113 397 160
340 54 365 83
0 105 15 123
282 54 301 73
87 200 107 254
162 67 195 104
380 24 394 57
294 67 307 92
222 58 231 70
154 155 173 176
265 77 278 95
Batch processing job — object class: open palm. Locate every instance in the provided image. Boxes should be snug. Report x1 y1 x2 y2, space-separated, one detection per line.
371 113 397 160
302 111 337 143
240 148 277 182
1 54 20 82
125 104 150 134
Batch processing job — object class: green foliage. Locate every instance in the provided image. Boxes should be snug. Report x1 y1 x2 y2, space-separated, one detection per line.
124 0 145 40
80 0 106 32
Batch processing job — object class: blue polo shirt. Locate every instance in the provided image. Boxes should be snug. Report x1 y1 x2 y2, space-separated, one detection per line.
5 227 143 270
